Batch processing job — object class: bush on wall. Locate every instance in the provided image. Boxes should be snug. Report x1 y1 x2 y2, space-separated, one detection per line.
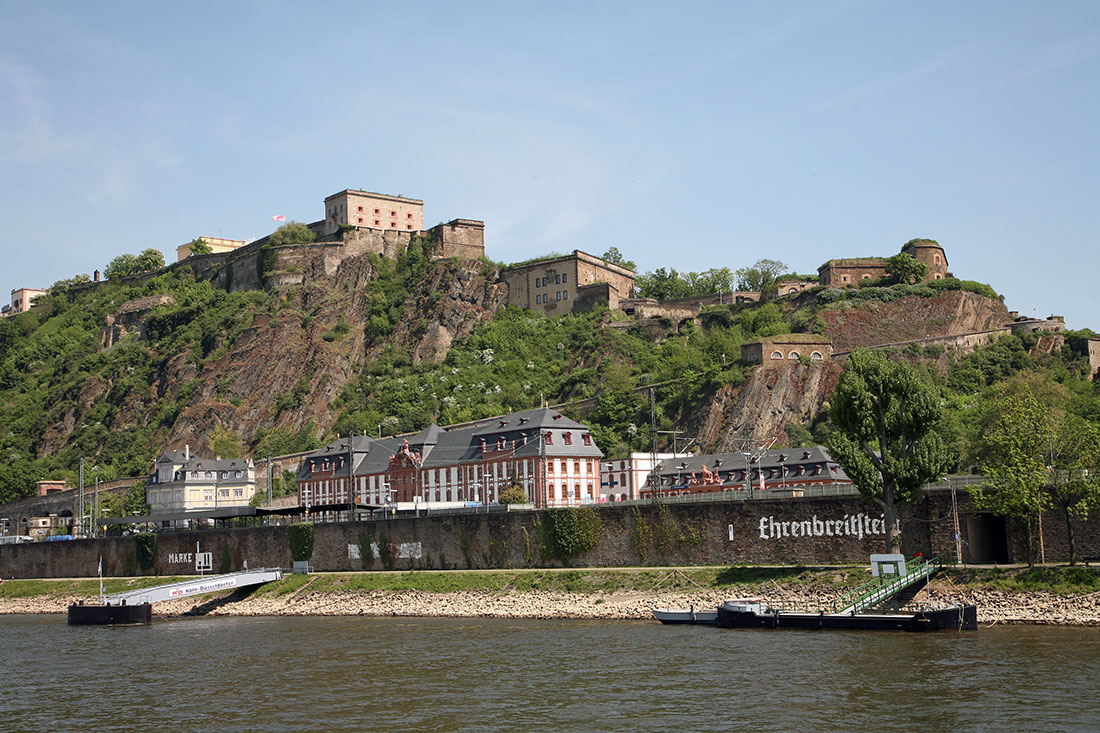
538 507 603 564
288 523 314 562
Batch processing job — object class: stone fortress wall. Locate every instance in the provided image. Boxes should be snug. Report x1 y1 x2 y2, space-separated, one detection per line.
3 490 1099 578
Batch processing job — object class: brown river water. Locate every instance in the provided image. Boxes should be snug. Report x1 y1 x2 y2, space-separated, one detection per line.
4 614 1100 731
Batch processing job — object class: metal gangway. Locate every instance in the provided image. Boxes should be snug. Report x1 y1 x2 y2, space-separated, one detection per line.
831 556 941 615
104 568 282 606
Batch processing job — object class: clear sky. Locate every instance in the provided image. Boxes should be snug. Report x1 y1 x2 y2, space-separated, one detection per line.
2 1 1098 327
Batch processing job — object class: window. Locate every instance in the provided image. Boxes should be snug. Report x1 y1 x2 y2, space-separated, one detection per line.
407 213 413 219
550 484 557 500
934 254 941 264
842 275 850 283
862 274 871 279
358 206 364 212
374 208 380 214
573 461 580 473
374 219 380 225
563 432 572 445
390 211 396 217
811 351 823 360
358 217 363 224
406 224 412 230
582 434 592 446
788 351 800 359
556 274 561 284
771 351 783 359
574 484 581 498
556 291 561 301
563 290 568 300
545 432 553 445
535 294 541 304
390 221 396 228
560 460 567 473
562 273 568 283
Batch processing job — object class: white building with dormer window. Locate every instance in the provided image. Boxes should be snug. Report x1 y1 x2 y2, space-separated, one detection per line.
147 444 256 513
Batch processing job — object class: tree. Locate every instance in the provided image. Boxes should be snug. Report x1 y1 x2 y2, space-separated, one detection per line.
634 268 689 299
600 247 636 272
498 484 528 505
269 221 316 245
735 259 788 294
972 386 1053 566
827 349 952 552
104 249 165 279
189 238 213 255
123 481 148 516
1047 415 1100 565
210 425 244 459
885 253 927 285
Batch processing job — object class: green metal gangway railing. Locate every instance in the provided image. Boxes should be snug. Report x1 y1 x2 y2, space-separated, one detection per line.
831 557 941 615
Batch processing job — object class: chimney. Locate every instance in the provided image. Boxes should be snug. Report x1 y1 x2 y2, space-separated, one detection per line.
94 270 100 282
184 444 190 461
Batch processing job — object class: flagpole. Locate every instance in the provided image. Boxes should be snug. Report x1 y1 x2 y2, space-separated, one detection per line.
98 556 104 602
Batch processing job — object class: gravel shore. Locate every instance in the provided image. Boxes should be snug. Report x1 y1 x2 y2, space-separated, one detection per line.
4 585 1100 626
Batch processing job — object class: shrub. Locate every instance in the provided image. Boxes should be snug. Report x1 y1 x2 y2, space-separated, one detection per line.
287 523 314 561
537 507 603 564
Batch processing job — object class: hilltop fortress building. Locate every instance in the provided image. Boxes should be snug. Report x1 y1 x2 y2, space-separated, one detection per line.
818 239 949 287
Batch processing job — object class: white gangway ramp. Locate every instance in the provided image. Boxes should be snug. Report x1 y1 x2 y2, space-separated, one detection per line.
104 568 283 606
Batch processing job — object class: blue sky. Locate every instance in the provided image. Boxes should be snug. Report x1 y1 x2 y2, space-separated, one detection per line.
2 1 1098 327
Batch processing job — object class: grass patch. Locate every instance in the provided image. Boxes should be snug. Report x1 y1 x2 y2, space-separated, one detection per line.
0 576 191 599
945 566 1100 596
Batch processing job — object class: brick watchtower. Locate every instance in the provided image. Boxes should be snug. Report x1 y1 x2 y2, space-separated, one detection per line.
900 239 949 280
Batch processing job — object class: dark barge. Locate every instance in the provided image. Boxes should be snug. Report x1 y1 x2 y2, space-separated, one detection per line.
67 601 152 626
716 599 977 632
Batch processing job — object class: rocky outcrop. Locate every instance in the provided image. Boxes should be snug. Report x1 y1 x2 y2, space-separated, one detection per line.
153 254 506 449
820 290 1010 352
693 362 844 451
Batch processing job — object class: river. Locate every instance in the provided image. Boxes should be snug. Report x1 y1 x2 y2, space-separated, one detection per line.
4 615 1099 731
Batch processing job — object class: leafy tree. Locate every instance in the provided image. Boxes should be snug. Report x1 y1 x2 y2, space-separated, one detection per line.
735 259 788 293
269 221 316 245
49 273 91 293
635 267 690 299
498 484 528 504
827 350 952 552
1047 415 1100 565
885 253 927 285
189 238 213 255
210 425 244 459
972 385 1055 566
104 249 165 279
123 481 148 516
600 247 636 272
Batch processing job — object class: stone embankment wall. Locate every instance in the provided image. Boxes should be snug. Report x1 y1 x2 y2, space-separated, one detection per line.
5 492 1100 579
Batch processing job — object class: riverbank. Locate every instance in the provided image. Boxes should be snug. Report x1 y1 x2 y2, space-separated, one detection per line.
3 566 1100 625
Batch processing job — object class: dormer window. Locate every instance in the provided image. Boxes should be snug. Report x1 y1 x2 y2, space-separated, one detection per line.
582 434 592 446
563 432 572 445
544 433 553 445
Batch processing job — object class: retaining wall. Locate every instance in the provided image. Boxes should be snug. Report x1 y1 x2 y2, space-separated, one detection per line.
3 492 1099 578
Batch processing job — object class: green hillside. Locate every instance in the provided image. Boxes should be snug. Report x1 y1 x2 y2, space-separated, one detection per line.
1 247 1098 506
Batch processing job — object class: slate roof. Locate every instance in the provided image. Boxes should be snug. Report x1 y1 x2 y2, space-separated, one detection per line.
297 407 602 481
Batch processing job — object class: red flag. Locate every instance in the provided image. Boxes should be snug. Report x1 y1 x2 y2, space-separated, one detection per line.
271 214 286 222
759 473 765 491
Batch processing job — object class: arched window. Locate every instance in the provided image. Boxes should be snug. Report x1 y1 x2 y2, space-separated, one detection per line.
771 351 783 359
811 351 823 360
788 351 800 359
862 274 871 279
934 254 941 265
